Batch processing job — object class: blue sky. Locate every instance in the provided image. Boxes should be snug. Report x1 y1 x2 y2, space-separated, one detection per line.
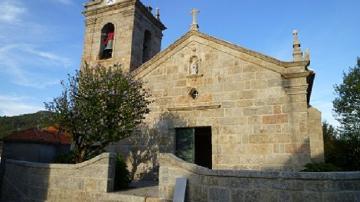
0 0 359 126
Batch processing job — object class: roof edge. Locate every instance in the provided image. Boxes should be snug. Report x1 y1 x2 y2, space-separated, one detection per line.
132 31 194 76
133 30 310 77
194 31 309 67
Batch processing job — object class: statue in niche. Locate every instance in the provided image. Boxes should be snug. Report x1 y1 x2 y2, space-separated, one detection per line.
189 56 199 75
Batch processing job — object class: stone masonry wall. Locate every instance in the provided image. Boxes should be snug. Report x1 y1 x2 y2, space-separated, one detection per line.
308 107 324 162
82 0 164 72
133 33 319 171
0 153 116 202
159 153 360 202
83 1 137 71
130 4 164 71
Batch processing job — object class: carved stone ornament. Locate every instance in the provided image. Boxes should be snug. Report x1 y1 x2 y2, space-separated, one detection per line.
105 0 116 5
189 56 199 75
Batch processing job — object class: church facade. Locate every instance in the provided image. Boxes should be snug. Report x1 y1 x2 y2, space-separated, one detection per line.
83 0 323 178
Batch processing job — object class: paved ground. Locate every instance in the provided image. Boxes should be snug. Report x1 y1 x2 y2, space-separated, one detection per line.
114 180 159 198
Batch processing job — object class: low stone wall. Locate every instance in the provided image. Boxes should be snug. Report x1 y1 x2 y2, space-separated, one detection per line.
1 153 116 202
159 153 360 202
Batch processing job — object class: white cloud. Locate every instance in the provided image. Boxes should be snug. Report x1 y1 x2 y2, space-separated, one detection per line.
0 1 72 90
0 44 67 88
23 46 71 68
0 0 27 24
0 0 71 116
0 95 44 116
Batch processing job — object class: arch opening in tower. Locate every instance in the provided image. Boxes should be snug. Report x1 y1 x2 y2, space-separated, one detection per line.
100 23 115 60
142 30 152 63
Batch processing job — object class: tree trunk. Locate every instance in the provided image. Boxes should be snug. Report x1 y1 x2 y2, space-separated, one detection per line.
75 148 86 163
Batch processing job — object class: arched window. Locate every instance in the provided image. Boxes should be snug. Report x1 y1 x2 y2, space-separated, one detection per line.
99 23 115 60
142 30 152 63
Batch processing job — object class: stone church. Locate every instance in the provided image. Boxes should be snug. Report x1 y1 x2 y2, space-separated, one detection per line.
83 0 323 178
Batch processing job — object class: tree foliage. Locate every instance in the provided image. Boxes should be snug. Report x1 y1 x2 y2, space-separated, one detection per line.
45 64 151 163
322 121 338 163
331 57 360 170
0 111 53 139
334 57 360 139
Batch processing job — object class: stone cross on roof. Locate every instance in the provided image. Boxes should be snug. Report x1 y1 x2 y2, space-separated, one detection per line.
190 8 200 31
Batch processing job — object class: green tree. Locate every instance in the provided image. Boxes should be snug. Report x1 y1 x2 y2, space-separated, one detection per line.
0 111 53 138
334 57 360 138
333 57 360 170
45 64 151 163
322 121 337 162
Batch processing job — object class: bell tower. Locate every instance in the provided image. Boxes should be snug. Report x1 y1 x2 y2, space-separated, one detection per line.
82 0 166 72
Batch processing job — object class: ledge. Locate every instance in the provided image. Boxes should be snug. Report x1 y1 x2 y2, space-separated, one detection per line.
83 0 136 16
283 71 311 79
168 104 221 111
159 153 360 180
83 0 166 30
5 152 116 169
186 74 204 79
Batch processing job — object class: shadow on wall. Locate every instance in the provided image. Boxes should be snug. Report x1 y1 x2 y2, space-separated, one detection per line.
111 110 323 179
266 75 323 171
109 112 186 181
0 153 115 201
277 138 312 171
0 154 50 201
260 138 326 172
120 115 320 177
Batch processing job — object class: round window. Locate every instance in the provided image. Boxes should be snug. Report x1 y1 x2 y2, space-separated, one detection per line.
189 88 199 99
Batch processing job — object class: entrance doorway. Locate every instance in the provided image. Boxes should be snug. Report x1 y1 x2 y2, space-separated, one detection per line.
175 127 212 169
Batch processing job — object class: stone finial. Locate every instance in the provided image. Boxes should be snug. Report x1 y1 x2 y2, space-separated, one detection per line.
156 8 160 20
190 8 200 31
292 29 303 61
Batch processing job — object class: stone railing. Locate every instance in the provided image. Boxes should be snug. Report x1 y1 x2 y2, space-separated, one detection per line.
1 153 116 202
159 153 360 202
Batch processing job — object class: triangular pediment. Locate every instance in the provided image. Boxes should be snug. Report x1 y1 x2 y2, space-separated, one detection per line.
133 30 308 79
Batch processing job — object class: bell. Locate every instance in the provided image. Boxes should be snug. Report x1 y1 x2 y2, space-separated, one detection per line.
104 39 113 50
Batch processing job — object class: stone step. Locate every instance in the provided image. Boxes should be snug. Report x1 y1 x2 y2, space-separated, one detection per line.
98 192 160 202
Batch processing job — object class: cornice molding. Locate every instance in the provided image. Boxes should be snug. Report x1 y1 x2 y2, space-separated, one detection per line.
168 105 221 112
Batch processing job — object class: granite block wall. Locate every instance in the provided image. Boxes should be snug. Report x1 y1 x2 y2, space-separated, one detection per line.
0 153 116 202
159 153 360 202
133 32 322 171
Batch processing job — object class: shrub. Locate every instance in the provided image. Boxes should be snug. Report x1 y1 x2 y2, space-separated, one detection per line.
302 163 341 172
54 151 76 164
114 154 131 190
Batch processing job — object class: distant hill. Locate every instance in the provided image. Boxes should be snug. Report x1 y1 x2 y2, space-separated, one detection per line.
0 111 54 139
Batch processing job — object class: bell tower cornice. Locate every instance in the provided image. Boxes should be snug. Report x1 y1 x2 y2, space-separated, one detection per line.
83 0 165 30
81 0 166 72
83 0 136 17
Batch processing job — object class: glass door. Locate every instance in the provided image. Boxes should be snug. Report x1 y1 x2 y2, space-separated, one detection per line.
175 128 195 163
